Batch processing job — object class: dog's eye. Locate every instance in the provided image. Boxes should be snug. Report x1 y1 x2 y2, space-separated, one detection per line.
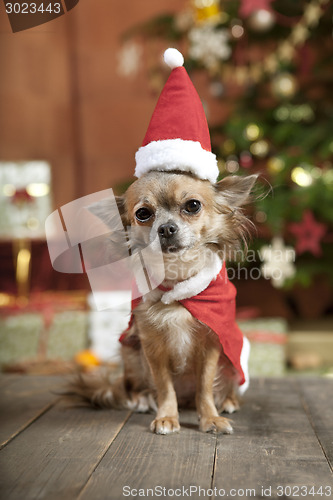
135 207 153 222
184 199 201 214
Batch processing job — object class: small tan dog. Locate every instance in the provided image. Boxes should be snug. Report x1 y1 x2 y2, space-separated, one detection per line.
71 169 257 435
68 48 257 434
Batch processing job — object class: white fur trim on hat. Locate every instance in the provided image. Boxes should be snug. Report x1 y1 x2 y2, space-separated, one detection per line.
135 139 219 183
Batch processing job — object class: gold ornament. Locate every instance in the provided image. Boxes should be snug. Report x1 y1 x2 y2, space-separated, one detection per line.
291 23 310 45
193 0 226 25
272 73 298 100
277 41 295 62
210 0 327 87
304 2 322 27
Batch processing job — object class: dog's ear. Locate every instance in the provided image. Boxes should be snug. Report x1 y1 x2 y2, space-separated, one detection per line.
215 174 258 207
88 196 129 229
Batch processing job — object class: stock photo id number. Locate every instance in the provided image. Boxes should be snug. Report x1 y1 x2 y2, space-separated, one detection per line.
3 0 80 32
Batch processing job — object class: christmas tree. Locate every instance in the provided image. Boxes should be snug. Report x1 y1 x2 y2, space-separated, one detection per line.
118 0 333 316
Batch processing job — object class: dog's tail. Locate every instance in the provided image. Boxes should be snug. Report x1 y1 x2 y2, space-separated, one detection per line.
63 373 157 413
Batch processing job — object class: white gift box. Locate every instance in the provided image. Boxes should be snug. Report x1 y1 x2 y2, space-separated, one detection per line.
87 291 131 363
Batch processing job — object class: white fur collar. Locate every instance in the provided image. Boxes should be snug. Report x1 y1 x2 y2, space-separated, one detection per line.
161 254 223 305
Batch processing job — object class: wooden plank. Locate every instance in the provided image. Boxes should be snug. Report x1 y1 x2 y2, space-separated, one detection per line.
79 410 218 500
0 375 63 449
0 374 21 390
0 400 131 500
212 379 333 499
297 378 333 470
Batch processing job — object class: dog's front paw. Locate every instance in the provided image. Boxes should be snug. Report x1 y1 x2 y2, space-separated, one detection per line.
150 417 180 435
199 416 233 434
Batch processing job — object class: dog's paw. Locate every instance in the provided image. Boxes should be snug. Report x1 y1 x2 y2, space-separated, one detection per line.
150 417 180 435
199 416 233 434
221 397 240 414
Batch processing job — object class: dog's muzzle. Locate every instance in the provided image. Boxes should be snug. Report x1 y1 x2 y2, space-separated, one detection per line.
158 222 182 252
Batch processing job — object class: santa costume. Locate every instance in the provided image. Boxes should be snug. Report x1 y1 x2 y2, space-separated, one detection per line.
120 48 250 393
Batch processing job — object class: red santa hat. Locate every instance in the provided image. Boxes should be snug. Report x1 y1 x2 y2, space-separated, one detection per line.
135 48 219 184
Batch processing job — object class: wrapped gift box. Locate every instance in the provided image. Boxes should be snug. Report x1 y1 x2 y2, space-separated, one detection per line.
46 311 88 360
237 318 288 377
0 292 88 369
87 291 131 363
0 313 43 366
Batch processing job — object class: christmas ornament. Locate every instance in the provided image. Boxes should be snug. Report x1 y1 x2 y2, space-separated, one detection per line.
230 19 244 39
289 211 327 257
189 25 231 70
247 9 276 32
193 0 224 25
291 23 310 45
277 41 295 62
303 2 322 26
260 237 296 288
271 73 298 100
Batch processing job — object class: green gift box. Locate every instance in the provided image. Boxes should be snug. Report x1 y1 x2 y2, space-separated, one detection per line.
0 310 88 368
0 313 42 367
237 318 288 377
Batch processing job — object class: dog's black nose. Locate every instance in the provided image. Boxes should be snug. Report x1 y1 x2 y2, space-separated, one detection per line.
158 222 178 239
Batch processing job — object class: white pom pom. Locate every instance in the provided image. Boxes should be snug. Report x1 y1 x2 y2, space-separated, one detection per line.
163 48 184 70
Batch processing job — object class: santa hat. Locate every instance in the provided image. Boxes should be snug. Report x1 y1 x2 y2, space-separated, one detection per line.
134 48 219 184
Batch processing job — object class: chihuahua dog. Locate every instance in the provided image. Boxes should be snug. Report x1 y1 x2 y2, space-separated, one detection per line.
69 170 257 435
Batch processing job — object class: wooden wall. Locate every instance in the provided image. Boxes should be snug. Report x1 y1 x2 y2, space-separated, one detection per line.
0 0 187 208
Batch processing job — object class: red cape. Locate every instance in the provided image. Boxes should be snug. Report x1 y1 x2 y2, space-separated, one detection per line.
119 263 245 386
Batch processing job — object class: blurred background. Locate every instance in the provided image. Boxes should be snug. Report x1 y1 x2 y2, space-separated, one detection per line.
0 0 332 376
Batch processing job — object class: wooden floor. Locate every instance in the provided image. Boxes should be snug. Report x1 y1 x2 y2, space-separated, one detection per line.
0 375 332 500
